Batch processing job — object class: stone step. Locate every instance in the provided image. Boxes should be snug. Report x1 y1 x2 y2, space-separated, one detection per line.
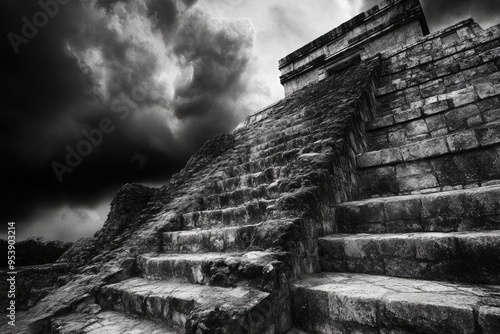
243 138 337 166
162 224 258 253
203 187 280 211
232 150 301 174
137 251 285 287
336 184 500 233
51 310 175 334
357 141 500 198
246 113 332 147
215 167 284 193
245 115 321 144
319 231 500 284
97 278 277 333
181 200 274 229
291 272 500 334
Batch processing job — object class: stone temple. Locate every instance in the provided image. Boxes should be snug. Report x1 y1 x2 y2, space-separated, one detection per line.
5 0 500 332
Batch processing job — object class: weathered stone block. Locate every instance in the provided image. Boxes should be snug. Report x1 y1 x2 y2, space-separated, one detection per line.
400 138 449 161
381 294 476 334
431 156 464 186
357 151 382 168
425 114 446 131
405 119 429 137
481 45 500 62
475 122 500 146
445 104 480 131
394 108 422 123
446 130 480 152
415 234 456 260
476 82 500 99
328 291 380 326
479 306 500 334
431 128 449 137
368 115 395 130
381 148 403 164
385 197 421 220
483 108 500 123
420 81 446 98
454 149 500 183
359 166 398 196
396 161 432 178
421 192 465 218
449 87 479 107
467 114 483 127
463 186 500 216
388 129 406 143
399 174 439 192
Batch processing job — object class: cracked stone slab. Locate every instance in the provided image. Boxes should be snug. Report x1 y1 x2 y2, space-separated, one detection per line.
319 230 500 284
51 310 176 334
137 251 284 287
336 184 500 233
291 272 500 334
97 278 272 331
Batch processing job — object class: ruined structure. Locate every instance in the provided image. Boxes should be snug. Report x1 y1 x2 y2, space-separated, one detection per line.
5 0 500 333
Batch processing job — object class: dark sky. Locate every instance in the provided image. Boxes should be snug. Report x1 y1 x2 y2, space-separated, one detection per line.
1 0 499 241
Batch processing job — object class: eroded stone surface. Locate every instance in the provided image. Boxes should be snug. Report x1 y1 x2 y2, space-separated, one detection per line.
336 185 500 233
320 231 500 283
137 251 288 289
51 310 174 334
291 272 500 334
97 277 274 333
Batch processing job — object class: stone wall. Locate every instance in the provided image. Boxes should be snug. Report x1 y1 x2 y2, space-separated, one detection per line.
279 0 428 95
357 19 500 198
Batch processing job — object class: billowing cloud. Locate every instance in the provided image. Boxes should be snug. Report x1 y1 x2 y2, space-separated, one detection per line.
2 0 498 241
0 0 258 240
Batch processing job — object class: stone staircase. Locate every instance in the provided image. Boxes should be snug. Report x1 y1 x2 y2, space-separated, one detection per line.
48 52 380 333
291 20 500 333
23 2 500 334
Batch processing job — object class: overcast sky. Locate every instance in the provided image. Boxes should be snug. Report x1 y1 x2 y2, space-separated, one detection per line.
2 0 500 241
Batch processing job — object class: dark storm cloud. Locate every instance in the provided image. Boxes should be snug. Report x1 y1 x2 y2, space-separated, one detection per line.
361 0 500 30
1 0 255 240
173 8 254 123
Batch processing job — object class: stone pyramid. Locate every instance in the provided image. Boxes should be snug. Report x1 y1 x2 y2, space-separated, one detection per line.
8 0 500 333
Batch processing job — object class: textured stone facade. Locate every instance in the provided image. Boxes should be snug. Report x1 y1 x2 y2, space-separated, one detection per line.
279 0 429 95
4 0 500 333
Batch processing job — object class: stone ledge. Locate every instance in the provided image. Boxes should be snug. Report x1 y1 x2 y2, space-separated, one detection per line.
137 251 286 287
319 230 500 283
97 277 273 332
291 272 500 334
279 0 414 68
357 123 500 168
162 224 259 253
52 310 173 334
336 184 500 233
